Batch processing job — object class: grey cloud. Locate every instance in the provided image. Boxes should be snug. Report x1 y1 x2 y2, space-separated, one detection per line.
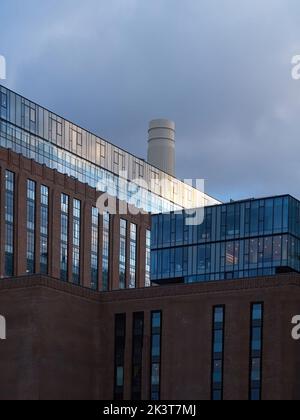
1 0 300 202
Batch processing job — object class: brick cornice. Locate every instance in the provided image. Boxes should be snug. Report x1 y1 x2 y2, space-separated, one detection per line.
0 273 299 304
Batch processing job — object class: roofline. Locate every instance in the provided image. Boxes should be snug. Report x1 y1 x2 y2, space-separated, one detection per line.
151 193 299 216
0 83 220 204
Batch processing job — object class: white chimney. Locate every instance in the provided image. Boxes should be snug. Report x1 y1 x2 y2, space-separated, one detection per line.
147 119 176 176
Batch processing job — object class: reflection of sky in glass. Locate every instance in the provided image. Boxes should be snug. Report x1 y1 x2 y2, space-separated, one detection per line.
152 195 300 283
1 120 180 214
0 86 219 214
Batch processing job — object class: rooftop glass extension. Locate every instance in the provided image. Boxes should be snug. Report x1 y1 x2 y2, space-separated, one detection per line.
0 85 220 213
151 195 300 283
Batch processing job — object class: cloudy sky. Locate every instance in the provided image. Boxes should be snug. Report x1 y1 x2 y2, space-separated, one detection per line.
1 0 300 202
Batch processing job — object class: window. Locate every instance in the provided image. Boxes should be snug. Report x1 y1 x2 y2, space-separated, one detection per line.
40 185 49 274
26 180 36 274
132 312 144 400
249 239 258 266
114 151 120 165
101 143 106 158
77 132 82 146
114 314 126 400
30 108 36 123
71 128 76 144
23 103 36 131
211 306 225 401
72 199 81 284
60 194 69 281
114 151 125 170
249 303 263 400
129 224 137 289
70 128 82 149
274 198 283 232
150 311 162 401
273 236 282 262
145 230 151 287
250 201 259 235
5 171 15 277
150 170 160 192
49 116 63 142
0 91 7 118
91 207 99 290
1 92 7 107
135 161 144 178
162 214 171 246
264 199 273 234
119 219 127 289
173 181 179 196
263 237 272 264
102 212 110 291
57 120 62 137
96 141 106 163
226 205 235 238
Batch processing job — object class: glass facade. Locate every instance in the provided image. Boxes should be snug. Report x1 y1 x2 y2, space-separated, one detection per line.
4 170 14 277
114 313 126 401
40 185 49 274
211 306 225 400
60 194 69 281
150 311 162 401
145 230 151 287
91 207 99 290
249 303 263 401
26 180 36 274
119 219 127 289
72 199 81 285
102 212 110 291
129 224 137 289
0 85 219 215
151 195 300 284
132 312 144 400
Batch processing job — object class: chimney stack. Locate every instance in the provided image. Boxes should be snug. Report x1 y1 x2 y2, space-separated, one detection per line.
147 119 176 176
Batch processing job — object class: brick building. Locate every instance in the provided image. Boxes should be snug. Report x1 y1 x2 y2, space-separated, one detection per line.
0 84 218 292
0 273 299 400
0 147 151 290
0 84 299 401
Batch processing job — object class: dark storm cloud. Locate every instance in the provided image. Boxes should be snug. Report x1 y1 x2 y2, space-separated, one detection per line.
1 0 300 201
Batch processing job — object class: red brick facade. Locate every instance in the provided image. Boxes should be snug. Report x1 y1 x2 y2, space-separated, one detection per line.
0 148 298 401
0 273 299 400
0 147 150 290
